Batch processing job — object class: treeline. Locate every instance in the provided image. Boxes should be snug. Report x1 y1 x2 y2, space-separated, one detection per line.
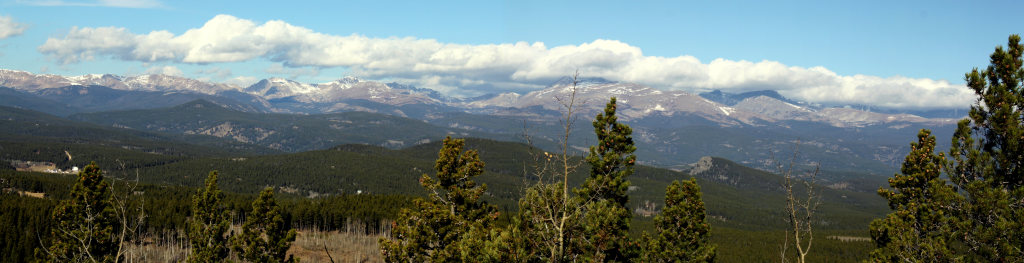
378 95 718 262
3 35 1022 263
376 36 1024 262
0 168 414 263
865 35 1024 262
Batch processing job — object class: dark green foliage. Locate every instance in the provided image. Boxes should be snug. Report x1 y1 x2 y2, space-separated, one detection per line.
379 136 498 262
947 34 1024 261
0 169 417 262
642 179 716 262
46 162 118 262
576 199 635 261
709 228 873 262
285 194 413 234
507 181 585 262
580 97 637 206
868 130 961 262
186 171 232 263
420 137 494 223
0 107 902 263
575 97 638 261
233 187 297 263
0 192 56 263
0 105 278 157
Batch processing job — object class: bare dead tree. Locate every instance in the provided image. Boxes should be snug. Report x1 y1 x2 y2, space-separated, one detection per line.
517 70 589 261
109 160 147 263
772 145 821 263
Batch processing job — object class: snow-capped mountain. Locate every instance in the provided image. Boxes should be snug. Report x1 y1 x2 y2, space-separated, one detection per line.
459 79 956 128
245 78 322 101
0 69 958 128
0 69 238 95
0 69 964 174
243 76 441 106
462 80 762 126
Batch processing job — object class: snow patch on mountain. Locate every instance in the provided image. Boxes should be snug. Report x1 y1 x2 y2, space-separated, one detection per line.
0 69 960 128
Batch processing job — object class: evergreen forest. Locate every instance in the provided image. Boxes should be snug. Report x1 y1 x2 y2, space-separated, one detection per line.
0 35 1022 262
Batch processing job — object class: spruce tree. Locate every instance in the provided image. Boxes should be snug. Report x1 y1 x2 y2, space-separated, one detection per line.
233 187 296 263
580 97 637 206
947 34 1024 261
186 171 232 263
575 97 638 261
641 178 716 263
47 161 118 262
380 136 497 262
868 130 961 262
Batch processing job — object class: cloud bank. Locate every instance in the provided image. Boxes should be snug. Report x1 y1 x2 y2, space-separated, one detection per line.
37 14 973 109
0 15 27 39
145 65 182 76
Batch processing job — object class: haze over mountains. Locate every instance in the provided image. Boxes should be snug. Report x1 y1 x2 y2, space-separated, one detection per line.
0 69 962 174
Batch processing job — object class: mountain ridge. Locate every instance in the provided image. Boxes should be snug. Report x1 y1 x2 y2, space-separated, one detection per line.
0 70 962 173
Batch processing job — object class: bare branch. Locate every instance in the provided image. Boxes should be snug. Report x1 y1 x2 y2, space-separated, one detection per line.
773 143 820 263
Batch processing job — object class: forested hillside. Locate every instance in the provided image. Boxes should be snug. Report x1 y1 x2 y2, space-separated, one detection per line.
1 97 890 262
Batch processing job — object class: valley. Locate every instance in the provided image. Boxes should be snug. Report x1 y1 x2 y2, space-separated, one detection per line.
0 70 962 262
0 90 896 261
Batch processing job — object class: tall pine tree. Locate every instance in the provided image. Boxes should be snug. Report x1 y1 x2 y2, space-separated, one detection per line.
869 130 961 262
579 97 636 206
641 178 716 263
380 136 498 262
575 97 638 262
186 171 232 263
233 187 296 263
46 161 118 262
947 34 1024 261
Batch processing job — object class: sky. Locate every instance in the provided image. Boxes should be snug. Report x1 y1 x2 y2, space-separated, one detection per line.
0 0 1020 109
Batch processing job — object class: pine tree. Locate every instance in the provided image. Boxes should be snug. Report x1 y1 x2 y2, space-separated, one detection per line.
947 34 1024 261
641 178 716 263
574 97 638 261
46 161 118 262
233 187 296 263
379 136 498 262
186 170 232 263
868 129 961 262
580 97 636 206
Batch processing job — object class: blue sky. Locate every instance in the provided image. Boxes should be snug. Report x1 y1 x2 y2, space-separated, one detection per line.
0 0 1020 108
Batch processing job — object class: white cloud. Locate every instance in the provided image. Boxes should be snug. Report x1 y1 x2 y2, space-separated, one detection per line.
37 14 974 109
145 65 182 76
265 63 320 79
16 0 162 8
0 15 27 39
225 75 258 87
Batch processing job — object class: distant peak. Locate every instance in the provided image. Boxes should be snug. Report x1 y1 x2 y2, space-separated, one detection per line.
700 89 792 106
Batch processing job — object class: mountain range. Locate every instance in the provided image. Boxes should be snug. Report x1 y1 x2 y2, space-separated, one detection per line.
0 69 961 174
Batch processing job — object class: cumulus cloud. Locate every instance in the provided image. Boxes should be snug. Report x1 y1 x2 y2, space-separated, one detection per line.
37 14 973 108
145 65 182 76
225 75 259 87
0 15 27 39
16 0 162 8
265 63 319 79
